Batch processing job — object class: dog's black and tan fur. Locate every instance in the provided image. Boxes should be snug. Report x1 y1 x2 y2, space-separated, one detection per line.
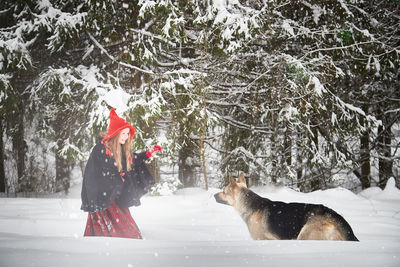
214 172 359 241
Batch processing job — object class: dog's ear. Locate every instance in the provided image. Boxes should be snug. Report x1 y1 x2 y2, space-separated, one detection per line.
229 175 236 185
238 172 246 186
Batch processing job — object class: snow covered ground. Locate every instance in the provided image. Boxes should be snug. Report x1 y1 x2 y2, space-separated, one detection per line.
0 180 399 267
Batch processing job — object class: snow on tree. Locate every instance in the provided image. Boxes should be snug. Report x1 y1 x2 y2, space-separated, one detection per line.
0 0 398 193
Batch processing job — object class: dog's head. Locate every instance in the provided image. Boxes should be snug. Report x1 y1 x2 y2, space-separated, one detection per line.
214 172 247 206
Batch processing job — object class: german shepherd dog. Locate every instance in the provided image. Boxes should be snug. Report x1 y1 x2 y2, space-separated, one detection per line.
214 172 359 241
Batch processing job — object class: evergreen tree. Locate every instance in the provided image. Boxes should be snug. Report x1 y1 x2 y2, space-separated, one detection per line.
1 0 398 194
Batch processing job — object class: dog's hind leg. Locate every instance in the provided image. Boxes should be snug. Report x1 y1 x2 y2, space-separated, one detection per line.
297 216 345 241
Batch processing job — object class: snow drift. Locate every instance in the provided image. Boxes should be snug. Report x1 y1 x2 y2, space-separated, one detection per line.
0 179 399 267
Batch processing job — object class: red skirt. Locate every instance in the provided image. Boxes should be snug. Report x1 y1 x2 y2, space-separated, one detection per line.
84 201 142 239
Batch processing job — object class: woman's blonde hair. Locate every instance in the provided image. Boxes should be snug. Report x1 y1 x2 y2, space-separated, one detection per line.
103 131 132 172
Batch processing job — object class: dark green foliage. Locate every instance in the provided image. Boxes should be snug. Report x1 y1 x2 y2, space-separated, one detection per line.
0 0 399 194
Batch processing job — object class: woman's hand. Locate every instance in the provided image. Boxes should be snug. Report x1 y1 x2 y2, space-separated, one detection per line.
146 145 162 158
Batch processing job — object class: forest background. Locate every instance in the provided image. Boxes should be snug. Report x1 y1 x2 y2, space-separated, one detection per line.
0 0 399 195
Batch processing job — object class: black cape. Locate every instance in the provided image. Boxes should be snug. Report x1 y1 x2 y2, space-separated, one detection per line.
81 141 154 212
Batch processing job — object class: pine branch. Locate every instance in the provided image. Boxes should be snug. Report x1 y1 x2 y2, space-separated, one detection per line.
86 31 154 75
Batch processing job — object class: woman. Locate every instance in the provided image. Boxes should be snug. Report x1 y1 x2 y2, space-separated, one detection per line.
81 108 161 238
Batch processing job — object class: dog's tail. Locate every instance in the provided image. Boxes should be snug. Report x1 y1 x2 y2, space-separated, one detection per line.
339 218 359 241
326 206 359 242
346 230 359 241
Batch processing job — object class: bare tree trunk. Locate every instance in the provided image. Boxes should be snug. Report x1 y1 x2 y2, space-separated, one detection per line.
55 153 71 193
295 133 304 189
0 120 5 193
13 100 26 192
11 69 34 192
377 116 393 189
54 113 71 193
284 128 292 166
149 160 159 183
309 126 321 191
178 147 197 187
360 131 371 189
179 161 195 187
200 126 208 190
358 104 371 189
199 28 209 191
270 134 278 184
